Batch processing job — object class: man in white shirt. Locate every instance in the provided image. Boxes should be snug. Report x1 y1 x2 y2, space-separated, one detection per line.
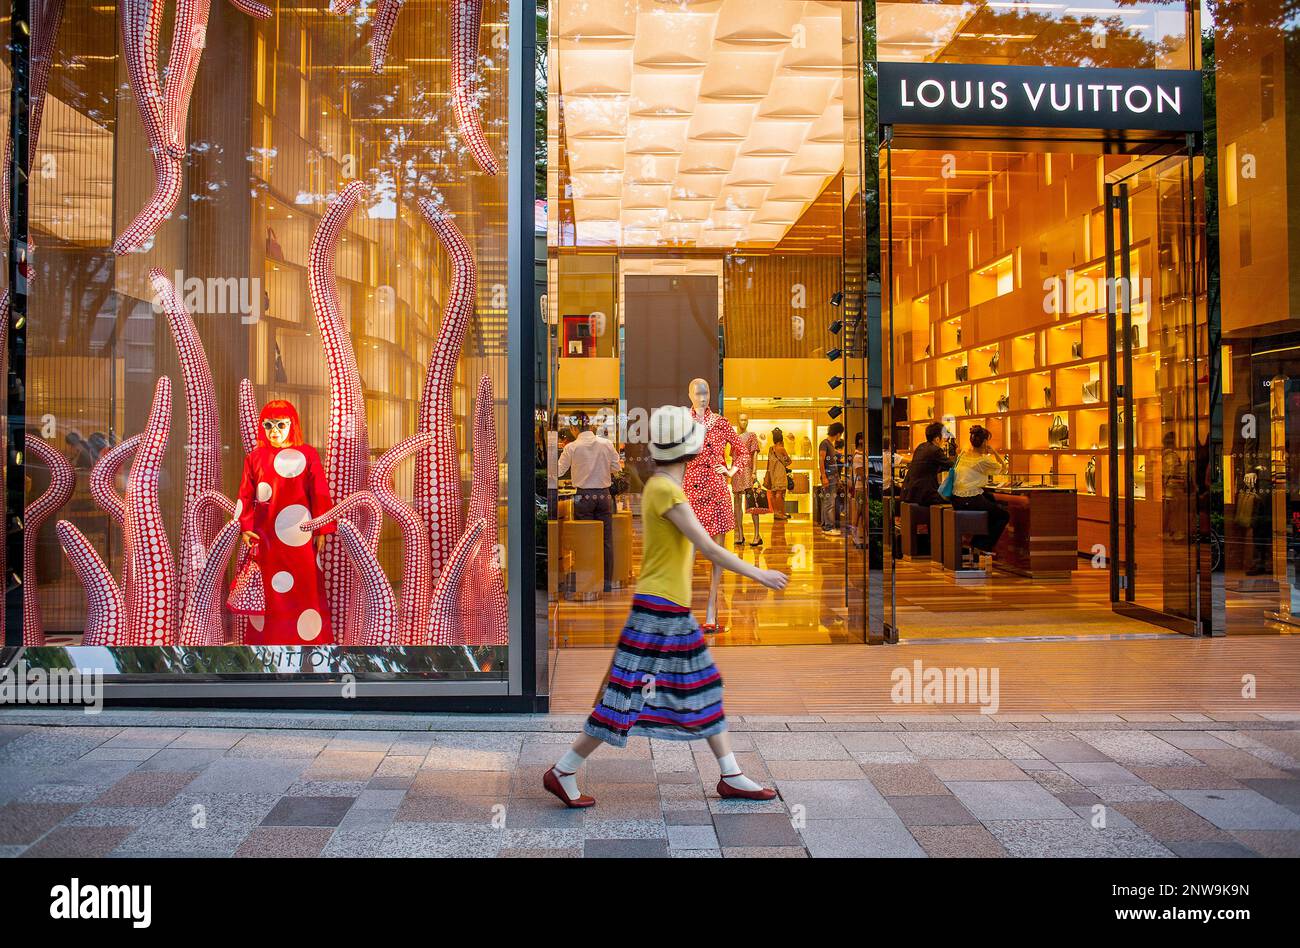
558 412 623 590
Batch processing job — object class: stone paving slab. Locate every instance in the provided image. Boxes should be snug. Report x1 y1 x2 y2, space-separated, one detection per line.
0 714 1296 858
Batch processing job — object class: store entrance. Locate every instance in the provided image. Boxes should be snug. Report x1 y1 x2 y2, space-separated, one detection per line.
880 137 1210 640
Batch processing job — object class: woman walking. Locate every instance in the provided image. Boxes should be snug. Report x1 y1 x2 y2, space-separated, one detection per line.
544 406 790 808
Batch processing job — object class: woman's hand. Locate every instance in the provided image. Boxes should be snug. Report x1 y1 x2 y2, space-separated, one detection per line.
314 534 326 555
756 568 789 591
240 531 258 549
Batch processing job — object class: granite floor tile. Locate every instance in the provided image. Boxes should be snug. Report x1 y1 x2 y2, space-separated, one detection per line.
910 823 1007 857
584 838 668 858
1240 778 1300 811
721 846 807 858
1228 830 1300 858
1186 749 1294 780
235 826 332 857
395 795 501 823
79 747 159 762
585 758 656 783
667 823 720 850
60 805 163 828
0 803 80 845
1057 762 1145 786
1114 801 1238 843
1168 788 1300 831
1155 731 1233 751
765 760 869 780
321 827 386 858
800 818 925 858
184 759 308 796
20 826 133 858
379 822 502 858
984 818 1173 857
260 795 356 828
835 733 908 753
227 733 332 759
776 779 895 820
168 729 246 750
664 810 714 825
926 759 1029 781
713 813 802 848
499 847 583 857
751 733 850 761
860 763 950 796
887 794 978 826
1166 840 1260 858
898 733 1001 760
1073 731 1198 766
96 771 197 807
136 749 225 773
1130 766 1243 790
583 818 667 840
1021 738 1113 764
504 798 585 829
499 828 585 850
947 781 1077 820
303 752 385 782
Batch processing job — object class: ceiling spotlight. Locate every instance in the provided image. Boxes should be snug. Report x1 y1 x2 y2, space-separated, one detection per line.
830 291 844 307
826 347 842 361
829 319 843 335
828 376 842 390
828 405 843 420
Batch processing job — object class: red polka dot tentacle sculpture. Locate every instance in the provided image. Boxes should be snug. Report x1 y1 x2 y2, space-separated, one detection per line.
333 519 399 646
179 516 240 646
428 517 485 646
453 0 498 175
123 377 177 645
230 378 259 645
89 435 140 530
329 0 404 75
161 0 212 161
55 521 123 647
23 438 75 646
369 432 433 645
415 198 476 581
309 182 371 642
2 0 66 245
151 268 223 645
460 375 508 645
302 490 383 556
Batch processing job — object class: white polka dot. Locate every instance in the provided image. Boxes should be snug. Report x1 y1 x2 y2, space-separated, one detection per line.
232 499 243 520
249 615 264 631
271 571 295 593
273 448 307 478
256 481 272 502
297 609 322 641
274 504 312 547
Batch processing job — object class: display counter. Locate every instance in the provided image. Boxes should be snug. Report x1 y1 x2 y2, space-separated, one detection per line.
991 481 1079 578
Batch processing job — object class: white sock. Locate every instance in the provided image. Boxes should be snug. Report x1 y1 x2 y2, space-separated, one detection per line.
552 749 587 801
716 752 764 792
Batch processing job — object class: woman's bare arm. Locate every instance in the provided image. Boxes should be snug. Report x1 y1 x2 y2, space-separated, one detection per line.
664 501 788 590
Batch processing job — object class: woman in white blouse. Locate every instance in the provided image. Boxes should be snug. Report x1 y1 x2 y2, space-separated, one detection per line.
951 425 1010 555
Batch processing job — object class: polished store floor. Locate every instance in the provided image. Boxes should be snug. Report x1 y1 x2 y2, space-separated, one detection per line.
550 513 1167 648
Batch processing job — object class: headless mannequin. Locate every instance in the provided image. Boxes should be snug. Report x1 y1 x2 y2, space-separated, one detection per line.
731 412 762 546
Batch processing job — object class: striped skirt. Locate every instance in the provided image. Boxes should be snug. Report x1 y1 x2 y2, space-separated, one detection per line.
584 595 726 748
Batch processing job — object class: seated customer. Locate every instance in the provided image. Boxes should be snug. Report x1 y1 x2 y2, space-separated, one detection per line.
902 422 954 507
951 425 1010 556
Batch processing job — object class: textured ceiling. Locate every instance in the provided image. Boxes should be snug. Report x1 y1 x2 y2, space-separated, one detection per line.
553 0 850 249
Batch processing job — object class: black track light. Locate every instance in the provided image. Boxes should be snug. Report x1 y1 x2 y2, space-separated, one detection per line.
830 291 843 307
828 376 842 390
829 319 843 335
828 405 843 420
826 347 842 361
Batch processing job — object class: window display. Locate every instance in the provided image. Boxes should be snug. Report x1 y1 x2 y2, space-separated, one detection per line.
15 1 518 679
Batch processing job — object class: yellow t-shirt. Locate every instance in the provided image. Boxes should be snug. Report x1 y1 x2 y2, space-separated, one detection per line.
636 474 694 608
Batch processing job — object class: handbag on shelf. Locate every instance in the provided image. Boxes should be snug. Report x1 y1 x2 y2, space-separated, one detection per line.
1085 456 1097 494
988 351 1000 375
963 396 973 415
1071 341 1084 359
1048 413 1070 449
1081 379 1101 404
955 364 969 382
265 227 285 262
1043 386 1052 407
996 394 1010 413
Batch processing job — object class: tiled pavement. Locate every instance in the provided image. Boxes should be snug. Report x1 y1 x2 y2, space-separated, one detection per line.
1 710 1299 858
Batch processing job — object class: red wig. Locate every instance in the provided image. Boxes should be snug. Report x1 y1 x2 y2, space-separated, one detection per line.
257 400 305 449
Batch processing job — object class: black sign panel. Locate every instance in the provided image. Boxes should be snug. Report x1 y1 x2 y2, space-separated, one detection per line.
878 62 1203 133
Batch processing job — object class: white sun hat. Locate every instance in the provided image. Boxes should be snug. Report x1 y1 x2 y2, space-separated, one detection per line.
649 405 705 462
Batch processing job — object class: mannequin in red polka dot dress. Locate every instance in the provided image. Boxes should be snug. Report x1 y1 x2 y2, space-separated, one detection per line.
234 400 337 645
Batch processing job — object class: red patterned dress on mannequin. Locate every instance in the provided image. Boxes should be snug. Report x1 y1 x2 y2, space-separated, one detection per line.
684 407 750 537
234 401 337 645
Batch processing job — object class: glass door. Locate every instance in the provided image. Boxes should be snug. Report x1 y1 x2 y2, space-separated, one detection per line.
1103 152 1211 634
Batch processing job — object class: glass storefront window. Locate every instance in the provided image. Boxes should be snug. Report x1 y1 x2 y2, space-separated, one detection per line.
12 1 531 688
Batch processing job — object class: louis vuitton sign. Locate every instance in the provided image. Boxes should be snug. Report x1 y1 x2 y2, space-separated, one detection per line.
879 62 1203 133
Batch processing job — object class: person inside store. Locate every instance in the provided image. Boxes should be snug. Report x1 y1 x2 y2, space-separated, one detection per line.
557 410 623 592
850 431 867 547
730 412 764 548
819 421 845 535
543 406 789 809
765 427 792 520
902 421 955 507
951 424 1010 559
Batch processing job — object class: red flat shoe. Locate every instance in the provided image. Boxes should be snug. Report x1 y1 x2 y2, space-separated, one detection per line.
700 623 726 636
543 767 595 809
716 777 777 801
